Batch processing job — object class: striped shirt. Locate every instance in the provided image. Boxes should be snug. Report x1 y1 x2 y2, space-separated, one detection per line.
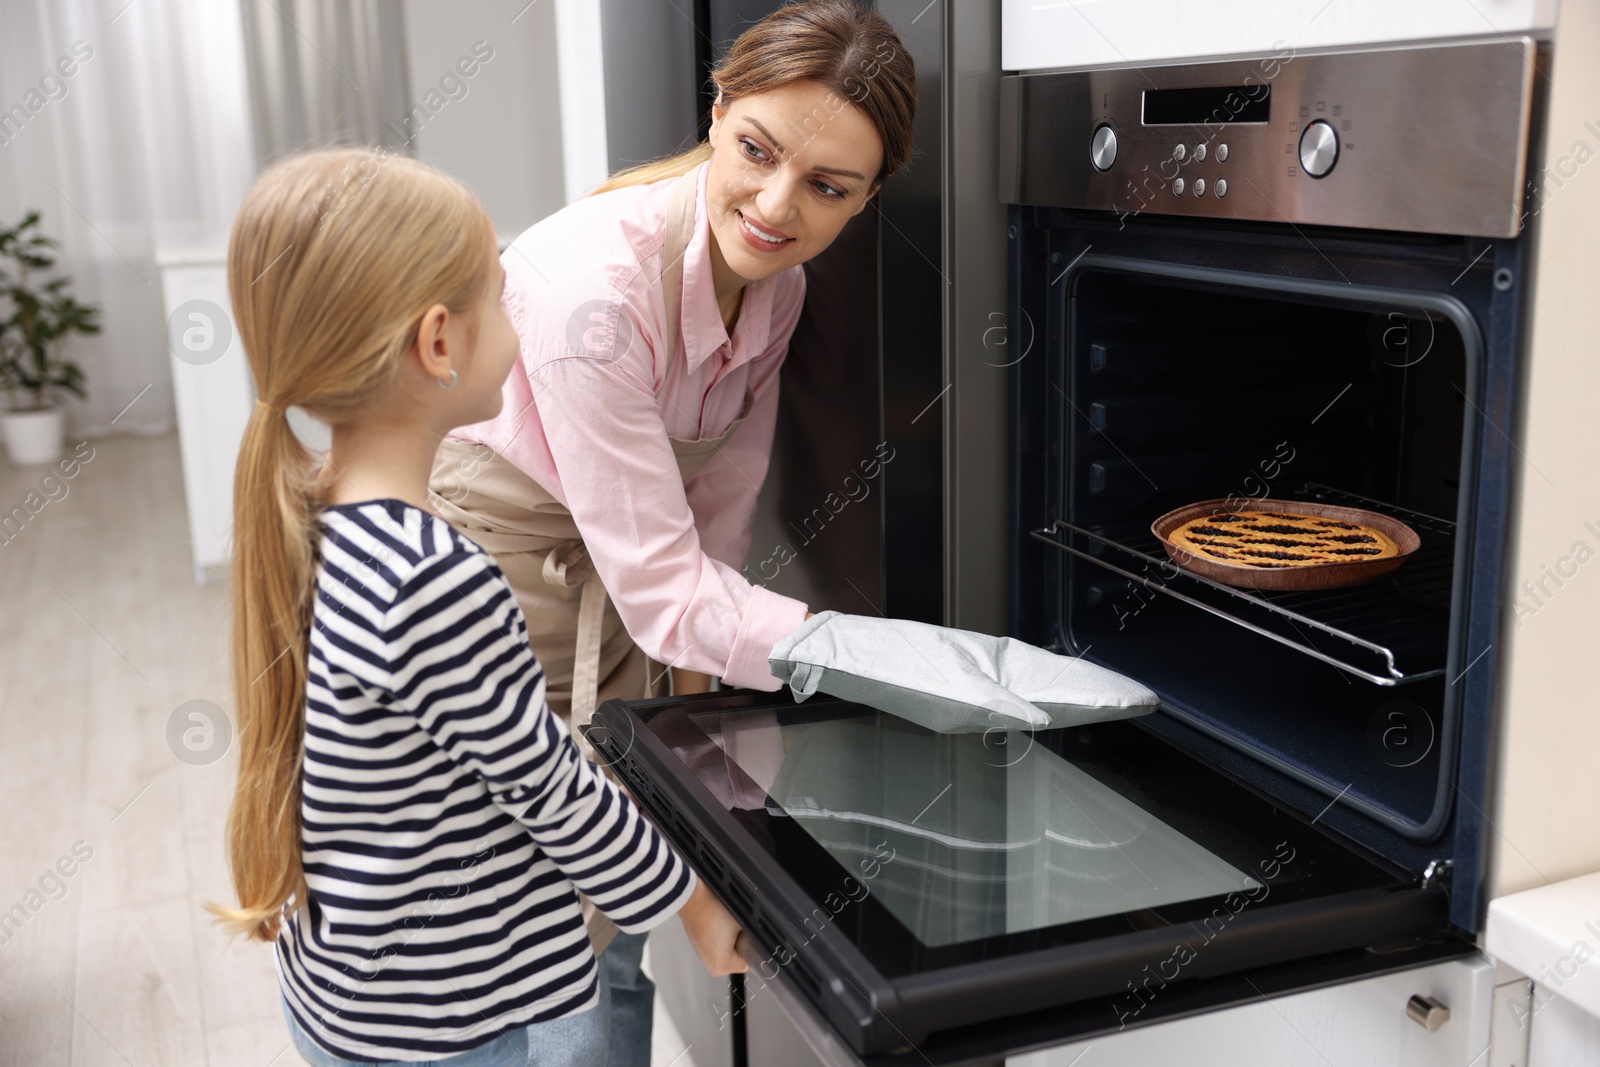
277 498 696 1062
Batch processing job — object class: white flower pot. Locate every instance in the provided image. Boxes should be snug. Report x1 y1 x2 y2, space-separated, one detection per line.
2 406 65 465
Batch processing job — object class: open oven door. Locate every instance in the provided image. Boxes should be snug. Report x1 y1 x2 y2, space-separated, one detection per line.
587 688 1471 1064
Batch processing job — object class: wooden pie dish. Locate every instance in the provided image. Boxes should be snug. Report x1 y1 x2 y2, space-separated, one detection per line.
1151 499 1421 591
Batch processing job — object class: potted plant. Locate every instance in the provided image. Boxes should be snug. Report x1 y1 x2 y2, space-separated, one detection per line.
0 210 98 465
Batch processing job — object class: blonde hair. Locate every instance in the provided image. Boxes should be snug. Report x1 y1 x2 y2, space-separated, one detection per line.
590 0 915 196
211 148 494 941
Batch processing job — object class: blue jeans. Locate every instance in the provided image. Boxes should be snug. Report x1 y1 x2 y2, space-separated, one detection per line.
601 930 655 1067
282 963 610 1067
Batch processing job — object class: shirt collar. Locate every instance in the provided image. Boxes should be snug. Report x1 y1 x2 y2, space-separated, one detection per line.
679 162 774 376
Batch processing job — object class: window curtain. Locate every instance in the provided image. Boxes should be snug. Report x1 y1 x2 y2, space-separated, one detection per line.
0 0 256 438
0 0 412 441
237 0 413 163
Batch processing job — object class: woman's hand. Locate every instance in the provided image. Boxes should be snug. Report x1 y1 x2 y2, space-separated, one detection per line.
678 880 749 977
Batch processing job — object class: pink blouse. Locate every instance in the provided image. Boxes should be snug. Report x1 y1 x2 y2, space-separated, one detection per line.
447 162 811 691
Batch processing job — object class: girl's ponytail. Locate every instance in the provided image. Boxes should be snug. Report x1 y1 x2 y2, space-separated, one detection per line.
210 148 493 941
215 399 319 940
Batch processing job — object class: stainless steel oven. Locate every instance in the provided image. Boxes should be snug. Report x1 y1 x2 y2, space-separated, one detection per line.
1001 35 1540 940
587 14 1557 1067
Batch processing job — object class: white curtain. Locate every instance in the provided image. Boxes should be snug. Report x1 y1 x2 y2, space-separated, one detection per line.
238 0 412 164
0 0 256 439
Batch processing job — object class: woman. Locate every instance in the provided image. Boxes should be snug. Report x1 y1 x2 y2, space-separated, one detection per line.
427 1 916 1062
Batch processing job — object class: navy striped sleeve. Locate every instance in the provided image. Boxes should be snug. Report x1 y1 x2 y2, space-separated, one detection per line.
381 541 697 932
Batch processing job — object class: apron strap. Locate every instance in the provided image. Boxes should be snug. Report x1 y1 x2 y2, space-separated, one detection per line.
572 168 698 724
655 168 700 401
570 573 609 737
538 542 609 736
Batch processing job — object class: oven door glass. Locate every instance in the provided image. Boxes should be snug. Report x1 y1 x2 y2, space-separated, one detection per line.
591 691 1456 1058
694 703 1263 948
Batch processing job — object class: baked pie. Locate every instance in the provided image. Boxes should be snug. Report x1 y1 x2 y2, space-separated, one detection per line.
1167 509 1403 569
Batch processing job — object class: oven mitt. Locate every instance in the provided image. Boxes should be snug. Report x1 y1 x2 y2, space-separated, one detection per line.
768 611 1160 734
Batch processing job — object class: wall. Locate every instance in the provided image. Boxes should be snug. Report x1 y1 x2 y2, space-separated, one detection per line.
399 0 567 238
1491 0 1600 895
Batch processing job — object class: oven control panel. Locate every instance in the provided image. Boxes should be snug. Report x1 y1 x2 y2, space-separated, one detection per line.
999 38 1536 238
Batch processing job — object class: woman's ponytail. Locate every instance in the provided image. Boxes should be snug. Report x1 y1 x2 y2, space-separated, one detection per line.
590 141 711 196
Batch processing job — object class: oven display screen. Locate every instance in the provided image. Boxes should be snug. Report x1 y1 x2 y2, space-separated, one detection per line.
1142 85 1270 125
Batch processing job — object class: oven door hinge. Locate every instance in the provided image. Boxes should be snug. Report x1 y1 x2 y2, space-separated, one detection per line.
1420 858 1453 890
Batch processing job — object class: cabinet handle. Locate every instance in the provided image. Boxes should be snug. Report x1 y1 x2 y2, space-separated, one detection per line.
1406 994 1451 1032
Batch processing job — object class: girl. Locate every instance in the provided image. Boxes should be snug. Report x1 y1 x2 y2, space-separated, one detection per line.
212 149 746 1067
427 5 915 1057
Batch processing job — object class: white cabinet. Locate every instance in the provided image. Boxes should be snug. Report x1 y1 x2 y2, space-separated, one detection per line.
650 920 735 1067
999 0 1557 72
1527 994 1600 1067
1007 957 1495 1067
706 954 1505 1067
1488 873 1600 1066
158 251 332 585
157 254 250 585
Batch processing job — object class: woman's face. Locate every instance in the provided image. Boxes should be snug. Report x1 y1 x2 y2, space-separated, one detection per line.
705 79 885 285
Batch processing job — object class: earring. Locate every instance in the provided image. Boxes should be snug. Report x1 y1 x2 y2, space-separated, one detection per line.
438 369 459 390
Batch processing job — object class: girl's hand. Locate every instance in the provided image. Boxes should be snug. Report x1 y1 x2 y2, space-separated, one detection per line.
678 880 749 977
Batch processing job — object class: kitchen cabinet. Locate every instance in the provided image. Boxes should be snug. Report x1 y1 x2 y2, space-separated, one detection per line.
157 253 248 585
1007 957 1497 1067
673 954 1520 1067
157 252 329 586
650 921 734 1067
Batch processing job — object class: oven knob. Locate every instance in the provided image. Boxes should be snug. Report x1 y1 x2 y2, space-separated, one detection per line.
1091 124 1117 171
1298 119 1339 178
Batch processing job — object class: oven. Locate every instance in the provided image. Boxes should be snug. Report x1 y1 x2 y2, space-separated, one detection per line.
585 9 1565 1067
1000 35 1540 940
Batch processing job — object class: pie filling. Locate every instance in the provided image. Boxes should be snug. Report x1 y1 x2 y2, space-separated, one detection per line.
1168 509 1403 569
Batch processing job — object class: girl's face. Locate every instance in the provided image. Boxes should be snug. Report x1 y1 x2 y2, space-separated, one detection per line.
452 241 519 427
705 79 885 285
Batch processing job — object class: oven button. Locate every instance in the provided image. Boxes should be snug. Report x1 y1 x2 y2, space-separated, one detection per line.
1173 143 1188 162
1194 143 1207 162
1172 176 1185 195
1215 178 1228 197
1194 178 1205 196
1091 124 1117 171
1216 143 1229 162
1298 120 1339 178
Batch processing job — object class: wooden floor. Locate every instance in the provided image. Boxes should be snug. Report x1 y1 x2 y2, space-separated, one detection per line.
0 432 696 1067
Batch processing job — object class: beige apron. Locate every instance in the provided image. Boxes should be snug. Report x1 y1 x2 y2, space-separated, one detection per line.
428 168 752 954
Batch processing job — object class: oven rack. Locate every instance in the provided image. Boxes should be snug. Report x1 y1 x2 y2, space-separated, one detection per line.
1030 484 1457 686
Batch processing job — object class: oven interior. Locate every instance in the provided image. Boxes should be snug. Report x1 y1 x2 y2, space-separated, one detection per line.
1027 264 1480 873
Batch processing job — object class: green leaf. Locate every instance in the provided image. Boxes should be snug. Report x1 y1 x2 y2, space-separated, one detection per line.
0 210 98 404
